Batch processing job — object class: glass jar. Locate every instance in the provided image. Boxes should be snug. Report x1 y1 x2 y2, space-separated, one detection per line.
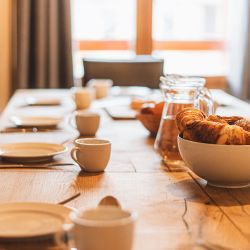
154 74 214 166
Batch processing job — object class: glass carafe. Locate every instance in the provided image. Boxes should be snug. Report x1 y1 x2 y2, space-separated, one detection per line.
154 74 214 166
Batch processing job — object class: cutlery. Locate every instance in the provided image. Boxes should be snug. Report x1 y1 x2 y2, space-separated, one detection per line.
57 192 81 205
0 162 77 168
0 127 62 133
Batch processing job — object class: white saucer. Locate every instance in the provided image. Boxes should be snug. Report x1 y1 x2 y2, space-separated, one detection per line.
0 202 72 239
0 142 67 163
10 116 62 128
25 97 61 106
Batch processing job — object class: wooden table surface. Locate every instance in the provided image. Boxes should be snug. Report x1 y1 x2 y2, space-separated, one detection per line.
1 89 250 250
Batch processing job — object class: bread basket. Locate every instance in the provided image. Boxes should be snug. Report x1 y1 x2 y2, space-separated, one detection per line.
136 113 161 136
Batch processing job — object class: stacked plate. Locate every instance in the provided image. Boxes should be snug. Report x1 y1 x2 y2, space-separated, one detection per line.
0 202 73 249
0 114 67 163
10 116 62 129
0 142 67 163
25 97 62 106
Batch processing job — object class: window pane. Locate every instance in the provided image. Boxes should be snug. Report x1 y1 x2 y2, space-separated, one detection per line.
153 50 227 76
153 0 227 41
71 0 136 79
71 0 136 41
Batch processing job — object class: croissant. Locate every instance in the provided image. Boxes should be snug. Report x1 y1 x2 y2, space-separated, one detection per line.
235 119 250 131
176 108 250 145
207 115 243 125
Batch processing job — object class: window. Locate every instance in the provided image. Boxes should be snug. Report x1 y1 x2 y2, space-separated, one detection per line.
71 0 136 78
152 0 227 76
153 0 226 42
72 0 136 50
71 0 228 81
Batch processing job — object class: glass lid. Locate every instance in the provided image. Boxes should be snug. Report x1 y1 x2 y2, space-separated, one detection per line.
160 74 206 89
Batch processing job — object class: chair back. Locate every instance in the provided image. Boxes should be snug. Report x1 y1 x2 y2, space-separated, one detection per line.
82 56 164 88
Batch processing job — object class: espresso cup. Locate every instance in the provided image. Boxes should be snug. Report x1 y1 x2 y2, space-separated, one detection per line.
70 196 137 250
87 79 113 99
71 138 111 172
74 87 95 110
72 111 100 136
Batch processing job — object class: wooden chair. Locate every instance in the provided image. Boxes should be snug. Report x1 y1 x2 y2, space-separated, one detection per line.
204 76 228 91
82 56 164 89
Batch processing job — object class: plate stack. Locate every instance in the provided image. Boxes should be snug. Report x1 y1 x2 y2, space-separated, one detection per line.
0 202 73 250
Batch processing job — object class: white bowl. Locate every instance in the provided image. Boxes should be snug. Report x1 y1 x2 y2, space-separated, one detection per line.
177 135 250 188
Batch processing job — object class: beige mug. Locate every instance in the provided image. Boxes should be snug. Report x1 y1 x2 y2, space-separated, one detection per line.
70 196 137 250
87 79 113 99
74 87 95 110
70 111 100 136
71 138 111 172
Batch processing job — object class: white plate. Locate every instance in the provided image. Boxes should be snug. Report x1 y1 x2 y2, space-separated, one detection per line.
0 202 72 239
10 116 62 128
25 97 61 106
0 142 67 163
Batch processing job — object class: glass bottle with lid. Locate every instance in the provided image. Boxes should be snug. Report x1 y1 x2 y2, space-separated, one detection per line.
154 74 214 166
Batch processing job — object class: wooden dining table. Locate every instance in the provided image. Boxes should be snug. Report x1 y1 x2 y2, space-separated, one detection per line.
0 88 250 249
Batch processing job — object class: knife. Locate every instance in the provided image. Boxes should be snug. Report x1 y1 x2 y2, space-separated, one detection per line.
0 127 63 133
0 162 76 168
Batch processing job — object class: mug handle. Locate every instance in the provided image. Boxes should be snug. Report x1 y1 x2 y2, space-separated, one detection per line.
197 87 214 115
71 147 85 170
53 223 74 247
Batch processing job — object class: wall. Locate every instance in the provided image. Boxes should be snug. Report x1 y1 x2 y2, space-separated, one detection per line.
0 0 11 111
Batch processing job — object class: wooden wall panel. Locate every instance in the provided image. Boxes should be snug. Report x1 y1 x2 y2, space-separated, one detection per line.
0 0 11 111
136 0 152 55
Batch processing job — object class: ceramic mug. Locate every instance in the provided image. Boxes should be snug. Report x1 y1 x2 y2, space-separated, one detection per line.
71 111 100 136
87 79 113 99
74 87 95 110
71 138 111 172
70 196 137 250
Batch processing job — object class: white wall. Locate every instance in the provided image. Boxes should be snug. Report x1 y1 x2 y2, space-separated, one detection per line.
0 0 11 111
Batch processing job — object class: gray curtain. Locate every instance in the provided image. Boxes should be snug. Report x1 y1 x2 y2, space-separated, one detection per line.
12 0 73 90
227 0 250 99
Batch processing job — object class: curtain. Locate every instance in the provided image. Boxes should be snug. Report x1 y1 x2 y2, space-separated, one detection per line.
12 0 73 90
227 0 250 99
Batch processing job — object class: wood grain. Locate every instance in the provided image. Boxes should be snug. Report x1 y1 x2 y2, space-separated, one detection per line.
153 40 225 51
136 0 152 55
0 0 12 111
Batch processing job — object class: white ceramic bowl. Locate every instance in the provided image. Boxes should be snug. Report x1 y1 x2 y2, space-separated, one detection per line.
177 135 250 188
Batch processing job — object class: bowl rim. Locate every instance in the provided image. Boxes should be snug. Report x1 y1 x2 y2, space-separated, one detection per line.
177 134 250 148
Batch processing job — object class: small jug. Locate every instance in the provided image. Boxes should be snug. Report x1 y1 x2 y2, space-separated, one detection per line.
154 74 214 166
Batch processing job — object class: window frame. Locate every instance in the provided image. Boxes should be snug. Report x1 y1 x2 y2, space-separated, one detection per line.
75 0 225 54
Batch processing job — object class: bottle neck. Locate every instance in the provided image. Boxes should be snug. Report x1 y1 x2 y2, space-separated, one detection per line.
162 87 201 103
